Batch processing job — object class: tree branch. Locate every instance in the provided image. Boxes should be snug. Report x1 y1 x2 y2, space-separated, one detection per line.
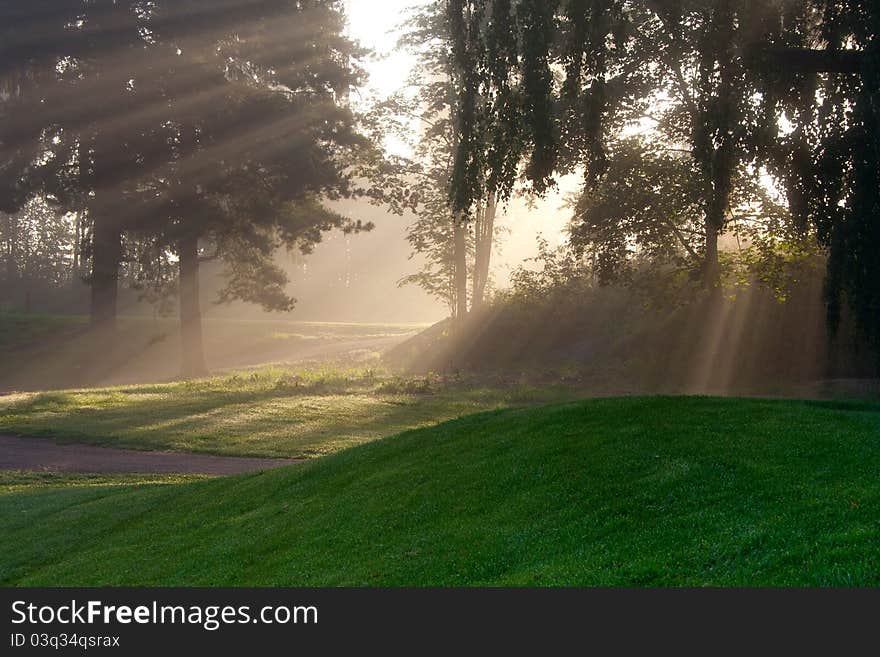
746 47 863 75
666 219 701 261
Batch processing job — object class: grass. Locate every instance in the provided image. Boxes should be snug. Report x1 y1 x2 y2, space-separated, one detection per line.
0 471 207 495
0 312 86 350
0 368 578 457
0 314 425 392
1 396 878 586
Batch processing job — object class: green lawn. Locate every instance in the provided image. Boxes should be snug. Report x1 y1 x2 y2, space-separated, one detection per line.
2 396 878 586
0 314 425 392
0 471 206 495
0 312 86 350
0 369 573 457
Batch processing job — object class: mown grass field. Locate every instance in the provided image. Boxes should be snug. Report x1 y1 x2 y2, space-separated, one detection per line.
0 312 87 350
0 369 577 457
0 313 424 392
2 396 878 586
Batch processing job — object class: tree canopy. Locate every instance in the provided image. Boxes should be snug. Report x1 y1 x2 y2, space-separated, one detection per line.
0 0 383 374
445 0 880 343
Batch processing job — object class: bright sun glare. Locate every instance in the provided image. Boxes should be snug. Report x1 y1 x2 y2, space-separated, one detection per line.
345 0 427 100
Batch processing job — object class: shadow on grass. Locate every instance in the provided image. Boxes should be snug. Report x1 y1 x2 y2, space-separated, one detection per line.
1 372 576 458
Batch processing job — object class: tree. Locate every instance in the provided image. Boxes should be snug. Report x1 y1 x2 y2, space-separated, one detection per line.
118 0 373 375
569 136 706 287
763 1 880 349
1 0 187 328
1 0 378 376
569 134 807 302
0 199 79 311
382 0 503 320
471 192 496 308
447 1 795 289
446 1 880 346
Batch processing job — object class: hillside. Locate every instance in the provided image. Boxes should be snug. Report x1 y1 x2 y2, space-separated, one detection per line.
386 280 878 396
2 396 878 586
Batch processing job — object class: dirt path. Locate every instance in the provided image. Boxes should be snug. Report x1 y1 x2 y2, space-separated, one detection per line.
0 435 303 475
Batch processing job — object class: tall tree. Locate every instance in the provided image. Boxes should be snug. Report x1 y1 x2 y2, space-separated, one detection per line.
763 0 880 348
385 0 503 320
1 0 377 376
471 193 496 308
446 0 880 345
1 0 182 329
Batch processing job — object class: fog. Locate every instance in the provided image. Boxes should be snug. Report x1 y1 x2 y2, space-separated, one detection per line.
202 200 447 324
1 0 876 396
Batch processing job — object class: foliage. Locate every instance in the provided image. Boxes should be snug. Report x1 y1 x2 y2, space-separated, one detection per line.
0 199 81 309
507 236 594 304
0 0 382 319
376 0 501 315
444 0 880 348
776 1 880 347
567 135 822 300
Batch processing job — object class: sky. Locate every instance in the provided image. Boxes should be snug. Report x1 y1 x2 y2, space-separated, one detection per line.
345 0 425 100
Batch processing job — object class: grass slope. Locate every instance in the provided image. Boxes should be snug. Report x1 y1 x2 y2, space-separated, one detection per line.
0 314 422 392
0 369 578 457
2 396 879 586
0 312 86 351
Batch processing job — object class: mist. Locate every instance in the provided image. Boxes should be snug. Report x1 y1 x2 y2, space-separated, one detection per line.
4 0 880 603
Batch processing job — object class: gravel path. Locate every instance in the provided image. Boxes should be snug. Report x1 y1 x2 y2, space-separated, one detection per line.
0 435 303 475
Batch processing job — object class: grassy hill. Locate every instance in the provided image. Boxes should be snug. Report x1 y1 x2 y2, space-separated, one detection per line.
0 313 421 392
386 280 878 396
2 396 878 586
0 312 87 351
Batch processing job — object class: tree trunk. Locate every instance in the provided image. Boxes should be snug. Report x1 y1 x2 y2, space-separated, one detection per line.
2 212 16 310
472 193 496 310
471 206 483 310
453 213 468 322
89 213 120 331
178 233 207 378
72 212 81 280
704 219 721 294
